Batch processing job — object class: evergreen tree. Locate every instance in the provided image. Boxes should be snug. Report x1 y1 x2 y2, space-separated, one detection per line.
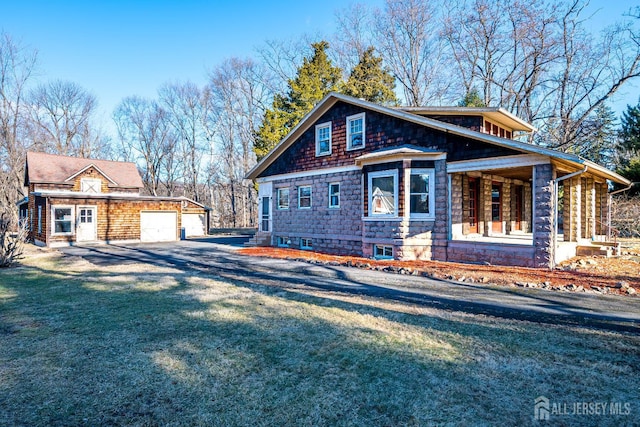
619 100 640 163
575 103 617 167
457 89 486 107
254 41 343 160
343 47 398 105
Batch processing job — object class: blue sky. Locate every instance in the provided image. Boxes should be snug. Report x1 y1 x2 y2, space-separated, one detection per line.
1 0 638 132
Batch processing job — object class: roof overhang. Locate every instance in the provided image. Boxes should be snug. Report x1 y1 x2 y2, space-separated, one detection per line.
355 145 446 167
397 106 537 132
31 191 211 207
64 163 118 185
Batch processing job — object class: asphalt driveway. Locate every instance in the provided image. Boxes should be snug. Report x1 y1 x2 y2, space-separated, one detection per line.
58 237 640 334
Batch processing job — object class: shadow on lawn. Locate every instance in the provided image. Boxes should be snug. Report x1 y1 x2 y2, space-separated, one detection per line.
3 250 640 426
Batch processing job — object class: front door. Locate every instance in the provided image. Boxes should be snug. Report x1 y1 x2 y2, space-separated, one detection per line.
76 206 97 242
491 183 502 234
514 185 523 231
469 178 479 234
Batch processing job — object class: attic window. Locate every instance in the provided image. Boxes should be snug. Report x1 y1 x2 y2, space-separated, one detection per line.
81 178 102 193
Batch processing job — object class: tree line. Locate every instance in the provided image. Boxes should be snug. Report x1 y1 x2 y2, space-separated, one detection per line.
1 0 639 229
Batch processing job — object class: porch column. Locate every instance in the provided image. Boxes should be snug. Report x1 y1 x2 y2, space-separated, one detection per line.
523 183 532 233
502 180 511 234
583 178 596 240
482 176 492 236
451 173 463 239
596 182 608 236
563 177 581 242
533 164 556 268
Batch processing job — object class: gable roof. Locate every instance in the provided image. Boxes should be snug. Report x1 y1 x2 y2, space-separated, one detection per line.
25 151 144 188
246 92 630 185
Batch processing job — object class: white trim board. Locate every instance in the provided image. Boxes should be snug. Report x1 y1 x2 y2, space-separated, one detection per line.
256 165 361 184
446 154 550 173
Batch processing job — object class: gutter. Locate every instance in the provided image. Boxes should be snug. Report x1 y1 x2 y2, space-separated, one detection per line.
552 166 588 269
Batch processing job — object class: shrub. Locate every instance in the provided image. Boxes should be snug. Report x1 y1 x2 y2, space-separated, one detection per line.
0 213 28 268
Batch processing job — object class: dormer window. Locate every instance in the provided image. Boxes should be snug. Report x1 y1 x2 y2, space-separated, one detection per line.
484 120 512 139
81 178 102 193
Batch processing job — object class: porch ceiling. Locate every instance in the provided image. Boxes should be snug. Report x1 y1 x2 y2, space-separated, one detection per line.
480 166 533 182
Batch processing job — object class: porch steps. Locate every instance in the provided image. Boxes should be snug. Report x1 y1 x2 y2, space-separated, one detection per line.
243 232 271 247
575 239 621 257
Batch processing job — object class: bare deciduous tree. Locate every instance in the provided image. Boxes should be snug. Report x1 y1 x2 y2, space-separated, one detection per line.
0 33 37 221
113 96 175 196
28 79 108 158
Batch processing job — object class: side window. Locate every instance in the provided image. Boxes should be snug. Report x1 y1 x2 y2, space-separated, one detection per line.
300 238 312 250
298 186 312 209
277 188 290 210
329 183 340 208
374 245 393 259
315 122 332 156
346 113 365 150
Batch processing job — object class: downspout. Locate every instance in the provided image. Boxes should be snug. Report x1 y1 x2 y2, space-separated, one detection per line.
552 166 588 269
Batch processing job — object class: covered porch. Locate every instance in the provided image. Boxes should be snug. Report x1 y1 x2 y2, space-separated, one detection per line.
446 155 621 268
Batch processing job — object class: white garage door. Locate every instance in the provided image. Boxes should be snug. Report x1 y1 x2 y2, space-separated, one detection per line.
182 213 206 237
140 211 177 242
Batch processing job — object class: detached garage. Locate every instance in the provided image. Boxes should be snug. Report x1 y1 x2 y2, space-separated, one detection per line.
23 151 211 247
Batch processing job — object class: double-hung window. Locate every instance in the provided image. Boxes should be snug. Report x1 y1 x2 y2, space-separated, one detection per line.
329 183 340 208
346 113 365 150
298 186 312 209
409 169 435 218
315 122 332 156
368 170 397 217
277 188 289 210
52 206 74 234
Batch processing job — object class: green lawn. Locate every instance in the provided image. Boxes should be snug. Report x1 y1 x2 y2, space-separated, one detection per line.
1 248 638 426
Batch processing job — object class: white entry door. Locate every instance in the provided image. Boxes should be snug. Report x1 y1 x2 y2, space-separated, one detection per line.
257 182 272 232
76 206 97 242
140 211 177 242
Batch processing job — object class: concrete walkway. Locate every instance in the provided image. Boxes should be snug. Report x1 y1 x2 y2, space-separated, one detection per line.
59 237 640 334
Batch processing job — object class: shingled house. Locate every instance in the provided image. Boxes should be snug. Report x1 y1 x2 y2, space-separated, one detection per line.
18 152 209 247
246 93 631 268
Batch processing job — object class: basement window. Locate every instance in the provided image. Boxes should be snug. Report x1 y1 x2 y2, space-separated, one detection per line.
277 236 290 248
374 244 393 259
300 238 313 250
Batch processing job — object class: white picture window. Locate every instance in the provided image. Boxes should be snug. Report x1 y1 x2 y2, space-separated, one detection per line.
329 183 340 208
315 122 332 156
81 178 102 193
409 169 435 218
298 186 312 209
346 113 365 150
277 188 290 210
368 170 398 217
374 245 393 259
52 206 74 235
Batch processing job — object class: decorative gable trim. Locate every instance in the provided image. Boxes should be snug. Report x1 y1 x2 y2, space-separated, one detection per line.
64 164 118 185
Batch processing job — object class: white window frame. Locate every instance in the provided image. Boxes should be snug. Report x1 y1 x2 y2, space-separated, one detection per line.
408 168 436 219
346 113 365 151
368 170 398 218
300 238 313 250
328 182 340 209
315 121 332 156
374 244 393 259
51 205 75 236
80 178 102 193
277 187 290 210
298 185 312 209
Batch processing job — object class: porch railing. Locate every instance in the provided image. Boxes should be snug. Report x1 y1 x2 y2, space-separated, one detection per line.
588 217 619 244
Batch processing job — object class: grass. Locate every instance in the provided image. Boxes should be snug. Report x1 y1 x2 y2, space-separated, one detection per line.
1 248 639 426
